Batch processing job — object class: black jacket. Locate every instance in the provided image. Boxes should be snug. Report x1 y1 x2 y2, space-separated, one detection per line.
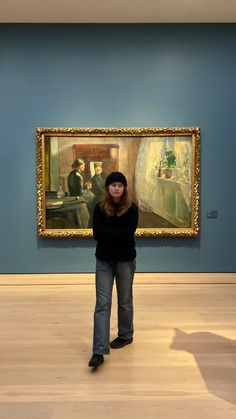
68 170 84 197
93 202 138 261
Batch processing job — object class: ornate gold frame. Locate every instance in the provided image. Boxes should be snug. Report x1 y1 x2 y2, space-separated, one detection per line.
36 127 200 238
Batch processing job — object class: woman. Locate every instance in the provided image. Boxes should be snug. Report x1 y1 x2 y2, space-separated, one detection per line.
89 172 138 367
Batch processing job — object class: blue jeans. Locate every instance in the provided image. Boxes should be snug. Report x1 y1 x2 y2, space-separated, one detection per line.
92 259 136 355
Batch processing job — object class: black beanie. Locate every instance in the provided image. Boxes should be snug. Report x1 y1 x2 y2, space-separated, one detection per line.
105 172 127 187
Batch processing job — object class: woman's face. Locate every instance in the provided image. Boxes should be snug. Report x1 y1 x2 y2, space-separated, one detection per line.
79 163 85 172
108 182 125 200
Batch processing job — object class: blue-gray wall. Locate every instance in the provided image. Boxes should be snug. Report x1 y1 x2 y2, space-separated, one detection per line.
0 24 235 273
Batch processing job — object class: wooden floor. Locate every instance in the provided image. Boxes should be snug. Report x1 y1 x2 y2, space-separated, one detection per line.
0 273 236 419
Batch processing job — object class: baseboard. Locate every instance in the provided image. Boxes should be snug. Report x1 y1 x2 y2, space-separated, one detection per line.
0 273 235 285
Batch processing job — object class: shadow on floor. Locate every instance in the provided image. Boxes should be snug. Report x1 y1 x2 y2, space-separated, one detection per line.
170 328 236 406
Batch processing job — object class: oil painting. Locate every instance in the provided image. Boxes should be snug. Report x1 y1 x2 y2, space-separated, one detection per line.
36 127 200 237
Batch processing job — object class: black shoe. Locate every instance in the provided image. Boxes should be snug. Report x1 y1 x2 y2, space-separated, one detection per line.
110 337 133 349
88 354 104 367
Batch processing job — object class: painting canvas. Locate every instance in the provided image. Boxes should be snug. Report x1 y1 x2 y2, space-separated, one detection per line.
36 127 200 237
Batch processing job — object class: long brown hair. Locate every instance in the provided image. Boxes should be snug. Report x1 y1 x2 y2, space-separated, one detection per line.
100 187 132 217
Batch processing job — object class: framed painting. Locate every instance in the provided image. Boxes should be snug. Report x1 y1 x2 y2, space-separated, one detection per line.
36 127 200 238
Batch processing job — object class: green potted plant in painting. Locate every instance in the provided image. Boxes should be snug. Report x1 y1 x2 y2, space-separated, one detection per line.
162 150 176 179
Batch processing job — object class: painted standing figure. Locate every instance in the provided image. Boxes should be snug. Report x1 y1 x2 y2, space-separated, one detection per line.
68 158 91 197
67 158 94 228
91 163 106 203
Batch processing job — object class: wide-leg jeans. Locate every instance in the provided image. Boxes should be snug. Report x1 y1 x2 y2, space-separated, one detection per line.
92 258 136 355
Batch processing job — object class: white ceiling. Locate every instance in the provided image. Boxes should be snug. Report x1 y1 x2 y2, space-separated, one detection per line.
1 0 236 23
